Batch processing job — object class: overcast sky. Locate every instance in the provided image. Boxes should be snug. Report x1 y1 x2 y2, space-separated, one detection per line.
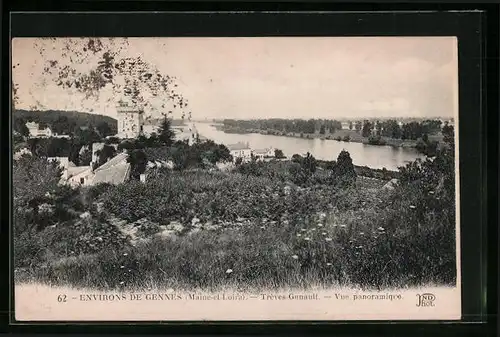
12 37 457 120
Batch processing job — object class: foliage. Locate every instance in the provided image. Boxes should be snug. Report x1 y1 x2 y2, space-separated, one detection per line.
367 135 387 146
13 117 30 137
274 148 286 159
13 109 117 136
127 149 148 180
158 118 176 146
222 118 342 135
361 120 373 137
32 38 190 121
331 150 357 187
96 144 117 167
79 148 93 166
15 143 457 291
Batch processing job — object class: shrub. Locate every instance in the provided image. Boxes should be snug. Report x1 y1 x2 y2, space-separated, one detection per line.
331 150 357 187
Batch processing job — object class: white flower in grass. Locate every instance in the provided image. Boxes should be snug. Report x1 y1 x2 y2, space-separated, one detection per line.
311 228 316 231
297 233 302 237
119 281 125 285
319 213 326 218
322 232 327 235
292 255 299 260
340 225 347 228
120 265 125 269
317 223 323 227
325 238 332 242
260 226 265 229
359 232 364 235
226 269 233 274
409 205 416 209
301 228 307 232
326 263 332 266
377 227 385 231
123 253 128 256
304 237 311 241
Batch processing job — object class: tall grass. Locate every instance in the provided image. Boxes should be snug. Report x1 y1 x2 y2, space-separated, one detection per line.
15 168 456 291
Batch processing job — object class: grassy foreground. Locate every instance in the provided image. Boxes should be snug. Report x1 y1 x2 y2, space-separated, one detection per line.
14 161 456 292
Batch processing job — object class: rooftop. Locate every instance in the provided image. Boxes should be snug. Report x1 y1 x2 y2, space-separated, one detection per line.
92 162 131 185
94 152 128 172
68 166 91 177
253 148 271 155
227 142 250 151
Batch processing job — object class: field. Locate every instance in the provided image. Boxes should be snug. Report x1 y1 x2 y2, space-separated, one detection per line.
14 157 456 292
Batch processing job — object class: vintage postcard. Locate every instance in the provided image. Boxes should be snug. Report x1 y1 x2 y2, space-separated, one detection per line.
12 36 461 321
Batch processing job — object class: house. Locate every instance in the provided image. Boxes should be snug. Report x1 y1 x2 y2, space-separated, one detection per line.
66 165 93 187
341 121 351 130
252 147 275 161
227 142 252 162
25 121 53 138
91 152 131 185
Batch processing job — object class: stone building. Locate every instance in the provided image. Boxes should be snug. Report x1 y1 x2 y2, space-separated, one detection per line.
115 98 144 139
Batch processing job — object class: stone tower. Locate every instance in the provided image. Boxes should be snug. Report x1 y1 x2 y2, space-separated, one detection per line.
116 98 144 139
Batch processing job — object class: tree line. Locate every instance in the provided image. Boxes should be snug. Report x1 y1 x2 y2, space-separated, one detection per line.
13 109 118 138
222 119 343 135
222 118 448 141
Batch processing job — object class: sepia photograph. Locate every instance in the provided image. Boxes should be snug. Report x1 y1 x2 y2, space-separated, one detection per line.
12 36 460 321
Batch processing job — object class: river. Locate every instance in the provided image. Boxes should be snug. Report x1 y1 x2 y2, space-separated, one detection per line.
191 122 425 171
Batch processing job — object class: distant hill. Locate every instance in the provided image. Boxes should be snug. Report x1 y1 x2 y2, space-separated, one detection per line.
13 109 118 135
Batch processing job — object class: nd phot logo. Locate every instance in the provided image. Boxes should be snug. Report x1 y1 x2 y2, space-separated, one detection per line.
416 293 436 307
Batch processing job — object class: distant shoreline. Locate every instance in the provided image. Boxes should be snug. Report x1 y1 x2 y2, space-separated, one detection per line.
212 125 420 149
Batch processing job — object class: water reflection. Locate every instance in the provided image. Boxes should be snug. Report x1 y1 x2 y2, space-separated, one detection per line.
193 123 425 171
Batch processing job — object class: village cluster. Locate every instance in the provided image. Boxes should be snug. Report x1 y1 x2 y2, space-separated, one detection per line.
13 98 276 188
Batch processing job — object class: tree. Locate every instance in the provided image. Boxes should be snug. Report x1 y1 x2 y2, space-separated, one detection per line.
375 121 382 136
96 144 116 167
18 38 190 129
355 121 362 132
51 116 70 135
74 127 101 146
79 148 93 166
13 155 62 231
349 121 353 130
319 124 326 135
158 118 176 146
301 152 317 175
96 121 113 138
442 123 454 144
291 154 303 163
274 149 285 159
13 118 30 137
332 150 357 187
127 149 148 179
361 120 373 138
